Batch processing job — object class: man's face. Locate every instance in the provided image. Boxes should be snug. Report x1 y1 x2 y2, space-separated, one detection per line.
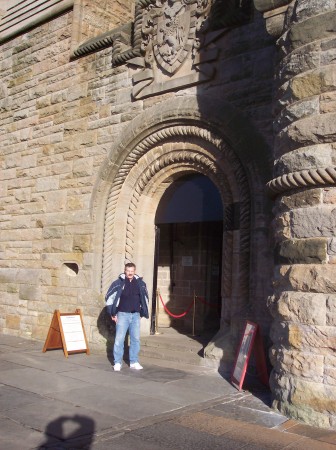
125 266 135 280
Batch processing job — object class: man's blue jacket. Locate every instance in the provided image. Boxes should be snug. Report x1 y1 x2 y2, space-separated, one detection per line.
105 273 149 319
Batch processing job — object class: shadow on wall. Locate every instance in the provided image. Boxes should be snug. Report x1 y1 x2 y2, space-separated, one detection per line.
97 307 115 365
37 414 95 449
196 0 274 381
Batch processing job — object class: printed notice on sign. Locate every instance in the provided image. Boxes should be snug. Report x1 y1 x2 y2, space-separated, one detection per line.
232 322 255 381
60 315 87 352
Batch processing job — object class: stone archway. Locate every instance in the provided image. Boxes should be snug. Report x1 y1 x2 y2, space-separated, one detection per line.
92 95 272 363
101 129 251 333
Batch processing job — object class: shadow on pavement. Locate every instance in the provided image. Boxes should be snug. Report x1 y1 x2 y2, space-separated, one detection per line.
37 414 95 449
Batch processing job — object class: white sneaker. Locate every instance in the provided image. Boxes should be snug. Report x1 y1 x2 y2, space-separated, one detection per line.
114 363 121 371
130 362 143 370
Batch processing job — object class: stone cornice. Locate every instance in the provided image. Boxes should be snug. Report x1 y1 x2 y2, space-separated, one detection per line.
73 23 132 59
0 0 74 45
267 167 336 197
71 0 145 62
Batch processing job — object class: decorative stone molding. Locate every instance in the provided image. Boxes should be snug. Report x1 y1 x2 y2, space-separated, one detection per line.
267 167 336 196
73 23 132 59
102 125 248 284
101 123 251 306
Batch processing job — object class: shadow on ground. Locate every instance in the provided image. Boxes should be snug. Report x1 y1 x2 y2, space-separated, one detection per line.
37 414 95 449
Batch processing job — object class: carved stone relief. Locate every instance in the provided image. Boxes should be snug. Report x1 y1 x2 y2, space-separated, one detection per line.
267 166 336 197
125 0 220 99
99 125 254 354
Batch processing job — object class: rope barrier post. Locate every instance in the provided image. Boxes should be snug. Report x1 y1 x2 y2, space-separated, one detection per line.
155 289 160 335
191 291 196 337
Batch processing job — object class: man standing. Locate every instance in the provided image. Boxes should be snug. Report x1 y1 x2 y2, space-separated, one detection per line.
105 263 149 371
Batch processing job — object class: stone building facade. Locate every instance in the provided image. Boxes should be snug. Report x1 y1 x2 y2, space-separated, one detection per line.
0 0 335 429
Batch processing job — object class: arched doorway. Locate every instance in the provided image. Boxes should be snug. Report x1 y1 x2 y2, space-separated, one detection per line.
153 174 223 336
100 132 250 340
93 95 272 365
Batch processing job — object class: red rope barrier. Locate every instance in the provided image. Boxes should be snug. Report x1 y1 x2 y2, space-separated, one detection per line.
195 296 219 309
159 294 194 319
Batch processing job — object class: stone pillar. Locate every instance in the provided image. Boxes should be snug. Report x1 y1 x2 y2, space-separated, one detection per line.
266 0 336 429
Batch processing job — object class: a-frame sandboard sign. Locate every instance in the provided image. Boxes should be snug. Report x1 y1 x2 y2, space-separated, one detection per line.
43 309 90 358
231 321 269 390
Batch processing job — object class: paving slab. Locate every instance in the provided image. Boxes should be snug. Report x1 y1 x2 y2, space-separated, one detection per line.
40 351 115 371
0 416 58 450
58 366 232 409
118 420 245 450
118 364 192 383
0 352 81 373
286 423 336 443
285 438 336 450
0 334 334 450
235 390 273 410
120 377 226 406
139 354 216 374
60 366 149 388
208 390 280 425
0 335 41 350
4 397 117 439
212 418 304 449
0 345 41 355
0 360 26 371
167 372 236 396
92 432 173 450
0 367 94 395
0 385 45 412
209 402 287 428
173 411 304 449
47 384 182 421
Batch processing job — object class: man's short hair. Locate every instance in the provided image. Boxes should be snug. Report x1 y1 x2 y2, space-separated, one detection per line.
125 262 136 269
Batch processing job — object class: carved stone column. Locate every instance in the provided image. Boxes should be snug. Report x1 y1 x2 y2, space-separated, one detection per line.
266 0 336 429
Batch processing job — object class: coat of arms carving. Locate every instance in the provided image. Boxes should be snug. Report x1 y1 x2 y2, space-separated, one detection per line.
126 0 220 99
152 0 193 74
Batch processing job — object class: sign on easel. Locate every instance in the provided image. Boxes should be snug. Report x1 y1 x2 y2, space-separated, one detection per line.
43 309 90 358
231 321 268 390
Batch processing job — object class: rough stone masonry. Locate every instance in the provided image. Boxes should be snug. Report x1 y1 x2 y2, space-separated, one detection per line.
0 0 335 429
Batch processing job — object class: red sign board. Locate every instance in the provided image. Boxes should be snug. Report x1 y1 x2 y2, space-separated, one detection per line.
231 321 269 390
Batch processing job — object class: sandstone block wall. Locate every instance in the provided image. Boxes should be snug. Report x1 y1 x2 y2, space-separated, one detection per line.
1 0 335 431
269 0 336 429
0 2 275 349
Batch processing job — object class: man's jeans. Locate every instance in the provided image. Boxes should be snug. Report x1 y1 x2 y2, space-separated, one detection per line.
114 312 141 365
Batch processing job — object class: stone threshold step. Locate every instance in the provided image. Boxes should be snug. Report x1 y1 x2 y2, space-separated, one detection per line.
139 345 209 366
141 335 205 353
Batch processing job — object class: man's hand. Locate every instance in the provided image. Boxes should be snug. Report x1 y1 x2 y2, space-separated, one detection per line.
111 315 117 323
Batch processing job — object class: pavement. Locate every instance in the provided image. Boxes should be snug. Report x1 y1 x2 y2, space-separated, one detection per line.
0 334 335 450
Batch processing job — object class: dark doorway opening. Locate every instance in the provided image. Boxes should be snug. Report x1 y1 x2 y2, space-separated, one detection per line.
151 174 223 336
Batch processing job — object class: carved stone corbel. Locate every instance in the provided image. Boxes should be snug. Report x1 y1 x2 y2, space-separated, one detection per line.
253 0 292 38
